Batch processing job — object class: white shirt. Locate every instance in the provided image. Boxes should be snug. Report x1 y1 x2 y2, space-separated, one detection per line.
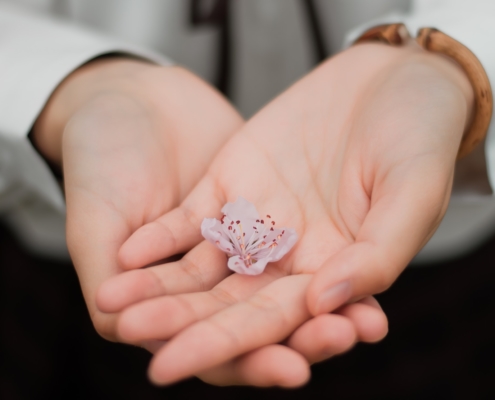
1 0 494 263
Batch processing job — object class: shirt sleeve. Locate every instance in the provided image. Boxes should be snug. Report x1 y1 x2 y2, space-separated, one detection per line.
0 3 172 215
342 0 495 195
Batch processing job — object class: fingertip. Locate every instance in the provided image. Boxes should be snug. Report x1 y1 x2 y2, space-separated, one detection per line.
95 270 152 313
276 353 311 388
117 238 139 270
96 275 125 313
341 302 389 343
238 345 311 388
307 277 352 316
147 344 181 386
288 314 357 363
118 222 172 270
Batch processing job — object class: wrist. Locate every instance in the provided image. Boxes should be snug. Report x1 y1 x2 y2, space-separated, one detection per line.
32 56 157 166
352 23 490 159
349 41 475 136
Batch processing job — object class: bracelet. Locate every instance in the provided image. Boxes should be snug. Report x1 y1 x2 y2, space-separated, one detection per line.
353 23 493 159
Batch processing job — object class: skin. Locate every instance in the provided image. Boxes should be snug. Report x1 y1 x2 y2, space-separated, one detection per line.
99 41 474 385
32 56 388 387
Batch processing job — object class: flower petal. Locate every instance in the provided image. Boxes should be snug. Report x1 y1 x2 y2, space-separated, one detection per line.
221 197 259 220
201 218 234 254
227 256 268 276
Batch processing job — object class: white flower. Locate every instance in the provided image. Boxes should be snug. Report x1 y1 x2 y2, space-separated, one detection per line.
201 197 298 275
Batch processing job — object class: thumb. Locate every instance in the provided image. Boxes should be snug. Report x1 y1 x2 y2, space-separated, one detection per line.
307 164 452 315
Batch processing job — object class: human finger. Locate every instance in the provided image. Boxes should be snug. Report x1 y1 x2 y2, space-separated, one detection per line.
286 314 357 364
116 267 282 342
197 345 310 388
307 164 451 315
337 296 388 343
96 241 230 313
118 176 224 270
148 274 311 385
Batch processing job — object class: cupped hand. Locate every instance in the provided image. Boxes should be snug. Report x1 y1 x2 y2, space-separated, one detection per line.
33 57 243 340
99 41 473 384
34 57 386 387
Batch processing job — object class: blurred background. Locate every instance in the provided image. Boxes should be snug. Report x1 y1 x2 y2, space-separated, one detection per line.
2 219 495 399
2 1 495 399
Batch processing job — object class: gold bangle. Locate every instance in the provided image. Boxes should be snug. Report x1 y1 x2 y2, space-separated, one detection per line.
353 23 493 160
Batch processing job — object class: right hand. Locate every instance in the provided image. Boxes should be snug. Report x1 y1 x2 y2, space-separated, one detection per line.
101 41 471 385
33 57 388 387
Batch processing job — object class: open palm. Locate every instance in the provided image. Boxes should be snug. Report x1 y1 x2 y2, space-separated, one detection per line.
98 42 473 385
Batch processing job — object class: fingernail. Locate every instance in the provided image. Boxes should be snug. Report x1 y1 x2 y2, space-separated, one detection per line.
316 281 351 314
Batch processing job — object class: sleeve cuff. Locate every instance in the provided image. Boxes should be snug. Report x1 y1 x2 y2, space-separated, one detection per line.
0 4 172 211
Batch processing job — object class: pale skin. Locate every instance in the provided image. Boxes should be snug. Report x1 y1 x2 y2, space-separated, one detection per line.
94 41 474 385
33 54 389 387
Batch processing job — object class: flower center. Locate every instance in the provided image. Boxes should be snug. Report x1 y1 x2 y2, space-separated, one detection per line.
220 213 286 267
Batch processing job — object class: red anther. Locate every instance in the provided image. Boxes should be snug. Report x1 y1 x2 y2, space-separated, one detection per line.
271 221 275 225
270 227 274 231
243 232 246 236
253 226 257 230
231 221 234 225
228 226 232 230
273 239 276 242
233 229 236 233
261 220 264 224
256 219 260 222
267 214 271 218
263 235 267 238
236 220 240 224
282 230 285 234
